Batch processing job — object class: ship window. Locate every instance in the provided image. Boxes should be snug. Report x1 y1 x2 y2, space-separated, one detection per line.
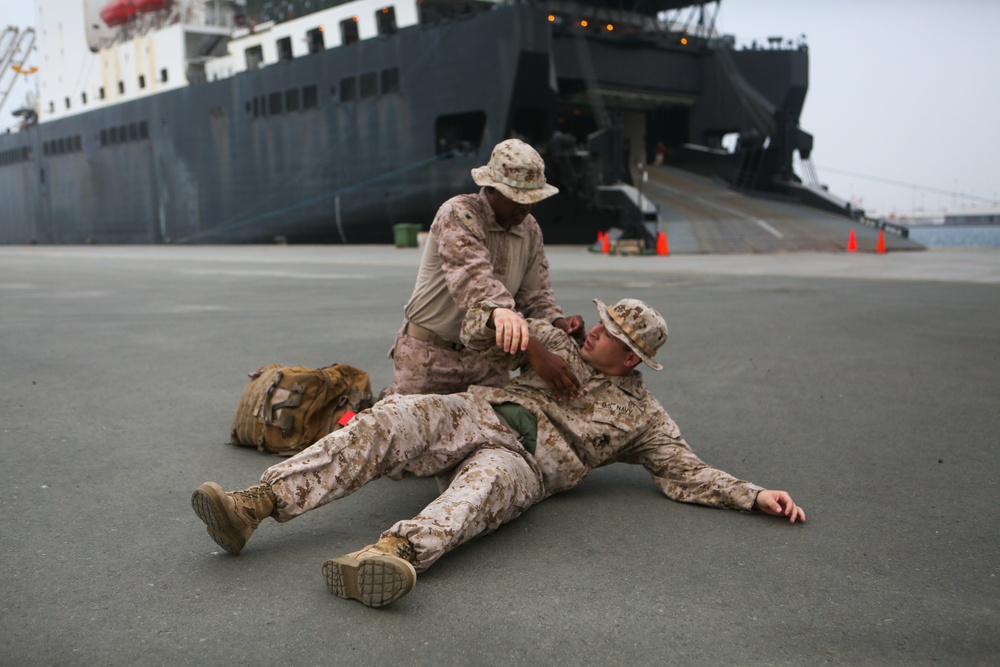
49 101 54 113
269 92 282 115
129 124 138 141
161 68 168 83
81 92 87 105
380 67 399 94
139 74 146 89
74 136 82 151
360 72 377 99
65 97 71 109
100 129 107 146
120 125 127 142
99 86 105 100
139 121 148 139
118 81 125 94
277 37 293 62
435 110 487 155
245 46 263 71
109 127 117 144
340 17 359 46
285 88 300 112
303 84 318 109
340 77 356 102
57 138 65 154
307 27 324 54
376 7 397 36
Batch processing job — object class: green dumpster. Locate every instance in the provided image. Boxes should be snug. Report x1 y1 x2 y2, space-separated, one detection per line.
393 223 421 248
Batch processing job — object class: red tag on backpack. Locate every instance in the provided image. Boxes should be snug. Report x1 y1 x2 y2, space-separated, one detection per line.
337 410 357 426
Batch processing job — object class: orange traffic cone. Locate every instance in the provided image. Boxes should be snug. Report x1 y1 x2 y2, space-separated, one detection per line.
656 231 670 256
847 229 857 253
876 229 886 254
601 231 610 254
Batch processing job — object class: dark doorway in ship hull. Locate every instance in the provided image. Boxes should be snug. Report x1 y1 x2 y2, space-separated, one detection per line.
554 103 600 146
435 111 486 157
647 105 690 165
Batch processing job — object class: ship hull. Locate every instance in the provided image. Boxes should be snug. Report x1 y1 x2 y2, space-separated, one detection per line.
0 3 816 245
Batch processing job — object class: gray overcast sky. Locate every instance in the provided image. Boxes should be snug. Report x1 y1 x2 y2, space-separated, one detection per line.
5 0 998 216
716 0 1000 215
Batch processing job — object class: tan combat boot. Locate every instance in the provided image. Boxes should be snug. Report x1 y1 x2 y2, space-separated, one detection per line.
191 482 275 555
322 536 417 608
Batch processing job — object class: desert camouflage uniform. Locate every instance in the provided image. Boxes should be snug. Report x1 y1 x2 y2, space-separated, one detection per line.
384 188 563 395
263 305 762 572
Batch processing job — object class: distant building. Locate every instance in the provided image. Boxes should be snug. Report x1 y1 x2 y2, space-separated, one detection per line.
890 207 1000 226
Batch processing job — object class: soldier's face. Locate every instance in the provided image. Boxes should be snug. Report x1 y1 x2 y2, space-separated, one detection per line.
580 323 633 374
488 189 533 229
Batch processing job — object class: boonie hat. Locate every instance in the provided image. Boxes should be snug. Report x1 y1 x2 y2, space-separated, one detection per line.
471 139 559 205
593 298 668 371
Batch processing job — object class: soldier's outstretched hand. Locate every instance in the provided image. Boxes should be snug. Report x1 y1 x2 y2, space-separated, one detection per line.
754 489 806 524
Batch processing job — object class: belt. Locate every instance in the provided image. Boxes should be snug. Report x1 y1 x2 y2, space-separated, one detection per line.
492 402 537 455
405 321 464 351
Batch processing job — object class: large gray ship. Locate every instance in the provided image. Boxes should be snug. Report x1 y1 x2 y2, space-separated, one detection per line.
0 0 847 246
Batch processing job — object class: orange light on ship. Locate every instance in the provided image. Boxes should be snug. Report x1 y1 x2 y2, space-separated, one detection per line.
580 19 588 27
606 23 614 31
352 15 358 22
680 37 688 45
548 14 555 22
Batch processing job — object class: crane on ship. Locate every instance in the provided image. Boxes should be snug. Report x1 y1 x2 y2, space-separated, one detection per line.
0 26 38 129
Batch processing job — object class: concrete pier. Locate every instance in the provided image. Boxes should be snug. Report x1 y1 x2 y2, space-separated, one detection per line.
2 245 997 665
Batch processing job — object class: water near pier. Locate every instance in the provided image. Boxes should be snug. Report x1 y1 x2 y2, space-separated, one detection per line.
907 224 1000 248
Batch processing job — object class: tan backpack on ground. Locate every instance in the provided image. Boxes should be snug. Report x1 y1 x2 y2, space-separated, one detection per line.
230 363 375 456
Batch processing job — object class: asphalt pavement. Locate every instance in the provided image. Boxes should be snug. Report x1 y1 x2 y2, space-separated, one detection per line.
1 245 998 665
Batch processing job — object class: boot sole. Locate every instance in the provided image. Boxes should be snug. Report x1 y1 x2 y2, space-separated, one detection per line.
322 555 417 608
191 482 245 556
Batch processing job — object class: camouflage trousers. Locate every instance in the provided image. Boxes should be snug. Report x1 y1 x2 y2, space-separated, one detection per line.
260 393 545 571
382 322 508 395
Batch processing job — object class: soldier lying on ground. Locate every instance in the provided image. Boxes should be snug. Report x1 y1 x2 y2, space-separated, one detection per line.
192 297 805 608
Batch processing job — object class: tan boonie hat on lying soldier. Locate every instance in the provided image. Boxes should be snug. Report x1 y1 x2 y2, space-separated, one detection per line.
593 298 668 371
471 139 559 205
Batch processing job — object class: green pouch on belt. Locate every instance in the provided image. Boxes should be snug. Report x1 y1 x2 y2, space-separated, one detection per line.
492 402 538 454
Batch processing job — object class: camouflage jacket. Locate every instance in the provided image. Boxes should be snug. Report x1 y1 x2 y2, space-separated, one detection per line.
461 304 763 510
403 189 563 343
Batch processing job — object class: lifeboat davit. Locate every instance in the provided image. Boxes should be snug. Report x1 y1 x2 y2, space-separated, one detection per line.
100 0 137 27
134 0 171 14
